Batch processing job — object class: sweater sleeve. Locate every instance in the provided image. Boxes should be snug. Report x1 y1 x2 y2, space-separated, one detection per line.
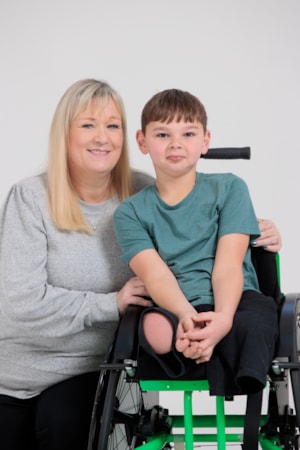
0 182 120 339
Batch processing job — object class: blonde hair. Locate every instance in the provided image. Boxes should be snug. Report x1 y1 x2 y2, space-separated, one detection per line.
47 79 132 232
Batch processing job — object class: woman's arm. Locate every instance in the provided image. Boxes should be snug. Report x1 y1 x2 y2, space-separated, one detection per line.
0 182 150 339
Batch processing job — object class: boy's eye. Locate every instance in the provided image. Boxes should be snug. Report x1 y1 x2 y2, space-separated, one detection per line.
157 133 168 138
185 132 195 137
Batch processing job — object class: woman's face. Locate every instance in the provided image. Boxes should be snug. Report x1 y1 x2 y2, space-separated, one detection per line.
68 98 123 182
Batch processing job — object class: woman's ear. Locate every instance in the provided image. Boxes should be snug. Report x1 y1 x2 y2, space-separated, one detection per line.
136 130 148 154
201 130 211 156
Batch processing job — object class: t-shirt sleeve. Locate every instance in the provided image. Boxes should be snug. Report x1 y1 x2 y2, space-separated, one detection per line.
217 176 260 240
113 200 155 265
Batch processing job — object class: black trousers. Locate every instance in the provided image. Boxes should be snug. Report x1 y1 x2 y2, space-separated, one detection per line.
138 290 279 396
0 371 99 450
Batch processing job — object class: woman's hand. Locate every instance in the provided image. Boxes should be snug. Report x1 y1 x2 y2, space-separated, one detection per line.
117 277 152 315
252 218 282 252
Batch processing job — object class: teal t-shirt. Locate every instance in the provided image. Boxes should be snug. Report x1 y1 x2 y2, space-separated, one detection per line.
113 172 260 306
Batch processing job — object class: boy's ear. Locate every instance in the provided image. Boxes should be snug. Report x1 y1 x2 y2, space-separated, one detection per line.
201 130 211 156
136 130 148 154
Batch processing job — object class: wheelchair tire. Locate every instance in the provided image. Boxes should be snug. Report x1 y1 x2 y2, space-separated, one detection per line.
87 367 110 450
97 367 145 449
276 293 300 433
291 295 300 429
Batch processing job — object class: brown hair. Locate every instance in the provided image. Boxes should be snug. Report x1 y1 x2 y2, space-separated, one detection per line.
141 88 207 133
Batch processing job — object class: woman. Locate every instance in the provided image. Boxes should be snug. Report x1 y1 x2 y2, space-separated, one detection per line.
0 79 281 450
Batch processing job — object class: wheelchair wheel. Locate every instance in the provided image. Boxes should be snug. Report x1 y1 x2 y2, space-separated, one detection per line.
290 295 300 429
97 366 145 449
87 365 111 450
282 294 300 431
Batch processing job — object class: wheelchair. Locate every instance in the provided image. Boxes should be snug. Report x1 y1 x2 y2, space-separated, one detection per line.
87 148 300 450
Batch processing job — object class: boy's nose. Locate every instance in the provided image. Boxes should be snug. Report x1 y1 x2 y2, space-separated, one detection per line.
170 139 182 148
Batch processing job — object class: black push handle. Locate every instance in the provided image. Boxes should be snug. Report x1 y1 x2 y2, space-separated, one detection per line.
201 147 251 159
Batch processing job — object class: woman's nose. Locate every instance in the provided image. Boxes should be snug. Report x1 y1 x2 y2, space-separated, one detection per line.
93 127 108 143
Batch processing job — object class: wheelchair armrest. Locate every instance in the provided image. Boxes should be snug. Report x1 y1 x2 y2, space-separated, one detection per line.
113 304 145 361
276 292 300 359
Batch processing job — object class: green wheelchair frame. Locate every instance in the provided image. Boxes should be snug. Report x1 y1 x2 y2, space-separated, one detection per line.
87 285 300 450
87 148 300 450
138 378 256 450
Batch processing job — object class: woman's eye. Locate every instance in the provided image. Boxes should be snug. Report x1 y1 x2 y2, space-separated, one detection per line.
82 123 93 129
108 124 121 130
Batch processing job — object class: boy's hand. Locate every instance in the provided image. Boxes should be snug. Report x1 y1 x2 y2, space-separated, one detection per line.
176 311 233 363
175 311 202 357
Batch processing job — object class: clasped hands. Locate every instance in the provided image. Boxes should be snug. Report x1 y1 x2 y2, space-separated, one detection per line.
175 310 233 364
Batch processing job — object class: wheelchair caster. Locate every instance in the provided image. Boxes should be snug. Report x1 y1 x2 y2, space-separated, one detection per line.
137 405 172 436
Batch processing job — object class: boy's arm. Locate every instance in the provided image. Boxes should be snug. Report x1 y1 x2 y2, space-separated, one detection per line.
212 232 248 320
180 233 249 362
129 249 197 320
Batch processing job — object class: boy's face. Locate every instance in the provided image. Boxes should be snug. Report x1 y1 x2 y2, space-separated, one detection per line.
136 119 210 177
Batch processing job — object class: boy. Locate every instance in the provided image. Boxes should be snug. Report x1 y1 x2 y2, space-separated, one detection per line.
113 89 278 395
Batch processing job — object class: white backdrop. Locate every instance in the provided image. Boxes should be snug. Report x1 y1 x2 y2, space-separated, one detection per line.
0 0 299 292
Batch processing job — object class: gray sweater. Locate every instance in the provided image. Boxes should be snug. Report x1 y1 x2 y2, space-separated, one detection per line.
0 171 153 399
